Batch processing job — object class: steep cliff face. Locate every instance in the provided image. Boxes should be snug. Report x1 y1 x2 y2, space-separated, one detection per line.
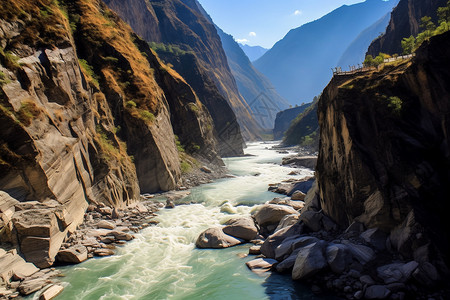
273 104 310 141
316 31 450 268
0 0 221 267
104 0 261 144
368 0 447 55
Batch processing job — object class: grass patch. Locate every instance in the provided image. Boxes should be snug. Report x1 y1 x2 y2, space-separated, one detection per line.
78 59 99 87
138 109 155 123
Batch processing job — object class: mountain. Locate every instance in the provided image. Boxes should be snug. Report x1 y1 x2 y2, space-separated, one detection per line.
337 12 391 69
0 0 225 270
281 101 319 149
273 103 311 140
254 0 399 104
104 0 262 142
216 28 290 130
239 44 268 62
368 0 447 56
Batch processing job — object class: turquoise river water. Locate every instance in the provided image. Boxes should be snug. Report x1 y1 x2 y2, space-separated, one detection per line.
47 142 334 300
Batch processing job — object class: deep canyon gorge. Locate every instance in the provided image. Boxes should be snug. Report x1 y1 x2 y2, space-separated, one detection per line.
1 0 450 299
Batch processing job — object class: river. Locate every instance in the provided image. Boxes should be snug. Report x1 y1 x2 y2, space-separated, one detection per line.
52 142 328 300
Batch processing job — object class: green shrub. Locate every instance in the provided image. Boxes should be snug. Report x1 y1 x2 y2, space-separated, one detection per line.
78 59 99 87
387 96 402 113
125 100 137 108
139 110 155 122
180 161 191 173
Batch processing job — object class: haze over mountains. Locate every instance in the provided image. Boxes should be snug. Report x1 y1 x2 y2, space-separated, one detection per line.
238 44 268 62
254 0 399 104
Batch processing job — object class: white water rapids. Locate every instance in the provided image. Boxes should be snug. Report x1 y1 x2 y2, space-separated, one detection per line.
52 142 334 300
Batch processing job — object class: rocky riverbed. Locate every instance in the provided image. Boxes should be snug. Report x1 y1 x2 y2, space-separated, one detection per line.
195 154 450 300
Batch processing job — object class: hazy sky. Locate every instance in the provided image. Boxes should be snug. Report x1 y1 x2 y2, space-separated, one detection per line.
198 0 366 48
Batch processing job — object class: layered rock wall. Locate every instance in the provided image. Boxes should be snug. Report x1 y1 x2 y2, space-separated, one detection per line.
316 31 450 267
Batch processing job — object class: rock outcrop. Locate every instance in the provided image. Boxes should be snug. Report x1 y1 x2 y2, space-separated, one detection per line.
0 0 227 278
368 0 447 56
317 31 450 271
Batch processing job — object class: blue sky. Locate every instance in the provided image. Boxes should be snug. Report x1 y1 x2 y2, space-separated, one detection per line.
198 0 366 48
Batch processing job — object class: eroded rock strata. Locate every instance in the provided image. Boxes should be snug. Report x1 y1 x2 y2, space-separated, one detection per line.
0 0 236 297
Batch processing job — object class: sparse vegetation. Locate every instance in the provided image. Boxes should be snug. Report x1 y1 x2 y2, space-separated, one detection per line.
78 59 99 87
401 1 450 54
138 109 155 123
0 71 9 86
125 100 137 108
386 96 403 114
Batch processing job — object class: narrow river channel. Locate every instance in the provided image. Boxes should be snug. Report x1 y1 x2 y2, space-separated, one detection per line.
53 142 330 300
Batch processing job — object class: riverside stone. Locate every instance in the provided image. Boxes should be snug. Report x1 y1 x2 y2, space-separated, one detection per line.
260 223 304 258
326 243 352 274
56 245 88 264
94 248 115 257
275 236 319 261
364 285 391 299
298 210 323 232
360 228 387 250
223 218 258 241
39 284 64 300
275 214 300 232
342 241 375 265
292 241 328 280
18 278 47 295
249 245 261 255
196 228 242 249
377 261 418 284
0 250 39 283
246 258 277 273
291 191 306 201
96 220 116 230
253 204 299 227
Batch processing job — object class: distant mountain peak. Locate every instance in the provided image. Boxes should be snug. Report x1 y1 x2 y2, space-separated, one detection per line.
238 44 269 62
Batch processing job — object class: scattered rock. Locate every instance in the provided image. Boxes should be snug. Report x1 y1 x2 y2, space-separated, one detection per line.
291 191 306 201
249 245 261 255
360 228 387 251
282 156 317 169
39 284 64 300
377 261 418 284
253 204 298 227
360 275 375 286
292 240 328 280
275 214 300 232
412 262 439 287
165 199 175 209
275 236 319 261
299 210 323 232
364 285 391 299
93 248 115 257
326 243 352 274
200 166 212 173
246 258 277 273
196 227 242 249
342 241 375 265
223 218 258 241
260 223 304 258
18 278 47 295
56 245 88 264
96 220 116 230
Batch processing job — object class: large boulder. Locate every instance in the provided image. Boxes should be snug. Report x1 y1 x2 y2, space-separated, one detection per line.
364 285 391 299
377 261 419 284
39 284 64 300
275 214 300 232
56 245 88 264
292 240 328 280
260 223 304 258
342 241 375 265
360 228 387 251
275 236 319 261
196 227 242 249
298 210 323 232
253 204 298 227
0 249 39 283
326 243 353 274
223 218 258 241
